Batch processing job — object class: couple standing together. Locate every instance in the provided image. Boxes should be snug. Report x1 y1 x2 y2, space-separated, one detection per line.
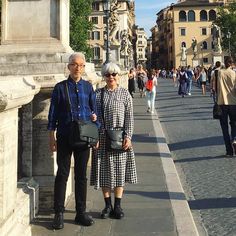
47 52 137 229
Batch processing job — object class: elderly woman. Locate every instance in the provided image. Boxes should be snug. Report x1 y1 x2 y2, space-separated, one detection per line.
90 62 137 219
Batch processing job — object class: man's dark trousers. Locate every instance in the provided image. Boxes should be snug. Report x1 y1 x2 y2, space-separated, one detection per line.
54 137 90 214
219 105 236 155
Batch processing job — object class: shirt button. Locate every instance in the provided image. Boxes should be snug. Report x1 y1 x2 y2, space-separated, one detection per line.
78 106 80 108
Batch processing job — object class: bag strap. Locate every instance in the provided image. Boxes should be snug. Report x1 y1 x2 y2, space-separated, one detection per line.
100 87 123 131
64 81 74 121
100 87 105 126
214 70 219 104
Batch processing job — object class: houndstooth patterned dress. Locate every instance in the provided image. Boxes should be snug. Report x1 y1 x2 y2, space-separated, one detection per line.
90 86 137 190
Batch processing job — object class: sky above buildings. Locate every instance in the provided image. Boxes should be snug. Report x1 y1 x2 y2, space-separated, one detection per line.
135 0 178 37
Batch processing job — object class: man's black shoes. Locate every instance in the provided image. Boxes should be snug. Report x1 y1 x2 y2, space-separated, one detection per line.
75 212 94 226
101 206 113 219
52 212 64 230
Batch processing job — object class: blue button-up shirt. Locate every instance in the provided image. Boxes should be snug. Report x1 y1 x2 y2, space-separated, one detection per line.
47 77 98 137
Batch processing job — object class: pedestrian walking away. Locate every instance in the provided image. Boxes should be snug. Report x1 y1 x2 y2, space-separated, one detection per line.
172 67 178 87
197 66 207 95
178 67 188 97
186 65 194 95
214 56 236 156
90 62 137 220
47 52 98 229
128 68 136 98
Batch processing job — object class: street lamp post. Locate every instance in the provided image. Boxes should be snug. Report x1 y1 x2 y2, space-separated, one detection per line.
200 44 203 66
103 0 111 64
227 30 231 56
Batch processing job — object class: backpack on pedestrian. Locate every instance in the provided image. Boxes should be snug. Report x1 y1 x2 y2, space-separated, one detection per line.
145 78 154 91
179 71 187 82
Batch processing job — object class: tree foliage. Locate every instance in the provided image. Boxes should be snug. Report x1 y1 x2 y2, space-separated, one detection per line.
215 2 236 59
70 0 93 59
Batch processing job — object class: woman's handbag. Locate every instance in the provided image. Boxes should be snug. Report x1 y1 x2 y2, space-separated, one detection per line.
106 129 125 151
65 82 99 149
101 88 126 152
213 103 222 120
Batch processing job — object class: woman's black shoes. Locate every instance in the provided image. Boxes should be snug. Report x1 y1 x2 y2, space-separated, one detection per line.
101 206 113 219
113 205 124 219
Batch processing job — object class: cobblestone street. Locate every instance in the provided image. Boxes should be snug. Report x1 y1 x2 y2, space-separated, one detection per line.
156 78 236 236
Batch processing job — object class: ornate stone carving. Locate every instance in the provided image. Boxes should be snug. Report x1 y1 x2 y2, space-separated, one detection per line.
109 0 120 45
212 23 222 54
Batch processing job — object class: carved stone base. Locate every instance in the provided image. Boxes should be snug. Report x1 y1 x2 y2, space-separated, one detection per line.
212 54 223 65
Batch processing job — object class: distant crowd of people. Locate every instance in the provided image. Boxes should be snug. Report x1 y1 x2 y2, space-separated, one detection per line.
128 57 236 159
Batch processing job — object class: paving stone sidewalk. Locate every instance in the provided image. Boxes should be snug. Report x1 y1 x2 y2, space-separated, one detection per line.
31 91 197 236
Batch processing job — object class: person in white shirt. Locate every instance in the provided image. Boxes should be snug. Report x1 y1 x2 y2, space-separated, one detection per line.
144 69 158 114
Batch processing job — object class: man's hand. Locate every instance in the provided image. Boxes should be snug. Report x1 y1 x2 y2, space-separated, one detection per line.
90 113 97 122
49 131 57 152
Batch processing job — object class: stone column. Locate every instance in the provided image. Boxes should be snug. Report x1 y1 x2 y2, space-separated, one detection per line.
0 76 40 236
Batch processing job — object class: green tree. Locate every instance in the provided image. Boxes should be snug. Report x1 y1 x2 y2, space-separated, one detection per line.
215 2 236 59
70 0 93 59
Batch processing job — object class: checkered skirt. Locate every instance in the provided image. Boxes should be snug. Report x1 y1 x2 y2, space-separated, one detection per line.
90 87 137 190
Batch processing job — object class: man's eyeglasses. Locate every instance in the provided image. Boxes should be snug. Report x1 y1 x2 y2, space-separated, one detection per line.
69 63 85 68
104 73 118 77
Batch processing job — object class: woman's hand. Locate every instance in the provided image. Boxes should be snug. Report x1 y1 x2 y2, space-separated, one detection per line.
123 137 131 150
93 141 99 150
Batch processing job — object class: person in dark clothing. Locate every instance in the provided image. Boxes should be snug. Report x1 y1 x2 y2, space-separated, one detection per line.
48 52 98 229
128 68 136 98
178 67 187 97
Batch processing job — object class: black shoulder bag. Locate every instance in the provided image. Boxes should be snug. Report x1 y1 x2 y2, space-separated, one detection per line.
101 88 126 152
65 82 99 149
213 70 222 119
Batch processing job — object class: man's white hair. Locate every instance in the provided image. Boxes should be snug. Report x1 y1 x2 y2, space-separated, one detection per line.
68 52 86 64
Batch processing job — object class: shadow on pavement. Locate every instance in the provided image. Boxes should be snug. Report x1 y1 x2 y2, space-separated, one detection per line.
169 136 224 151
174 155 229 163
125 190 186 200
189 197 236 209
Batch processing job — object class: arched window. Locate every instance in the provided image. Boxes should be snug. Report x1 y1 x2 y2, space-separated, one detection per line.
93 47 100 59
179 11 187 22
209 10 216 21
181 42 186 47
200 10 208 21
188 10 195 21
202 41 207 50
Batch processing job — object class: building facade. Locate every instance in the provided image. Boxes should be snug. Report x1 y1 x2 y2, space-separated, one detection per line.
135 27 147 66
154 0 230 70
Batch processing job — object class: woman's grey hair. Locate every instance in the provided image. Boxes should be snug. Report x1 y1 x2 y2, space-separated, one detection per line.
68 52 86 64
101 62 121 77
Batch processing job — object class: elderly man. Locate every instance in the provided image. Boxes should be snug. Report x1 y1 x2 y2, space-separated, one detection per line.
48 52 98 229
